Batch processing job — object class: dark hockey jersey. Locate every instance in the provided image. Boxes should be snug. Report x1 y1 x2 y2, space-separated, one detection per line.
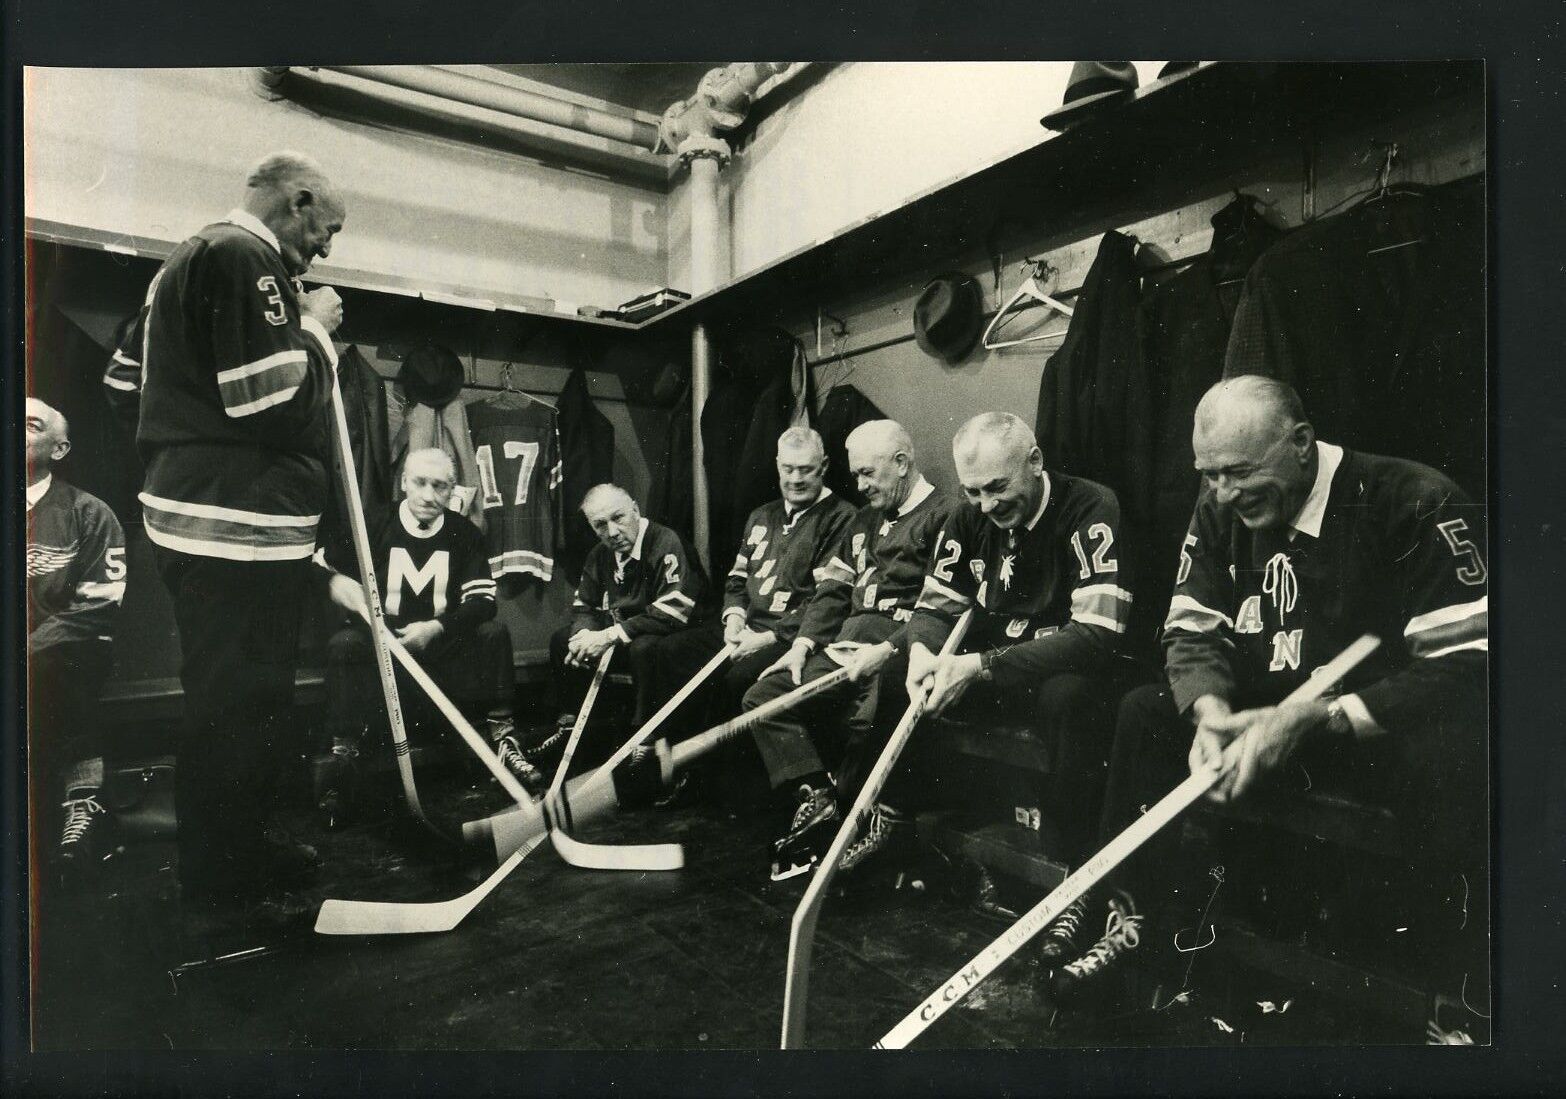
570 518 711 639
724 489 857 641
318 501 497 636
906 471 1131 687
467 397 563 582
796 478 952 649
1163 443 1487 737
27 477 127 652
117 210 338 561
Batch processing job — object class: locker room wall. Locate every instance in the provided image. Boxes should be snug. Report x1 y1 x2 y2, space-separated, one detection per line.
24 242 671 696
23 66 667 316
768 92 1484 504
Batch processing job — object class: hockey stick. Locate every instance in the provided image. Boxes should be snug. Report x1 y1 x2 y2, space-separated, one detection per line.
872 633 1382 1049
474 643 732 861
326 368 444 839
471 658 856 863
781 610 974 1049
543 649 684 872
314 831 548 935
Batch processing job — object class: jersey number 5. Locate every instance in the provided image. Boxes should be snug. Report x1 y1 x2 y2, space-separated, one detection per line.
476 441 541 510
1070 523 1118 580
1436 518 1487 586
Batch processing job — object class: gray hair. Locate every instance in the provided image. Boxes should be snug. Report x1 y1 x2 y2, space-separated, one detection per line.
845 419 914 464
403 447 457 482
776 425 826 461
246 150 328 193
952 411 1037 463
580 483 637 515
1194 375 1308 437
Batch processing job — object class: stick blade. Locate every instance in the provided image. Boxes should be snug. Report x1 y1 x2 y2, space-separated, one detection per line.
551 830 685 871
314 895 470 936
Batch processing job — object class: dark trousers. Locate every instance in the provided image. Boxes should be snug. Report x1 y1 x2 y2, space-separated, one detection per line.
648 620 789 741
880 671 1121 863
547 624 668 725
328 617 514 745
1102 683 1490 943
154 548 310 890
743 615 906 797
29 639 115 796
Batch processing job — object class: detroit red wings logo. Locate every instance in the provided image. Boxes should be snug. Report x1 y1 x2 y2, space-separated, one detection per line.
27 541 79 577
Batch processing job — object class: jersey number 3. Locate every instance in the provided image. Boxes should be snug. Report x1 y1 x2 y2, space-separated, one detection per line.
476 441 541 509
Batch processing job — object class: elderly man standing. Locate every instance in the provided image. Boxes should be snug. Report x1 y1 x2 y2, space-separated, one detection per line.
741 420 951 878
120 151 346 912
26 399 127 871
837 411 1134 877
1045 376 1488 1016
315 447 531 819
542 483 710 763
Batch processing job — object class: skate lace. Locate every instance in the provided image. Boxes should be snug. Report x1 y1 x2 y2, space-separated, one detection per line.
790 785 831 830
1047 897 1089 942
841 806 890 865
1064 907 1143 977
496 737 535 777
60 796 104 845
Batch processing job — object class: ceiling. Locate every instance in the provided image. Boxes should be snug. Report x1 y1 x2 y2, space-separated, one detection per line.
488 63 717 116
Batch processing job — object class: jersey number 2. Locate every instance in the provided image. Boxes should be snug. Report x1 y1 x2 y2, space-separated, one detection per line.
476 441 540 509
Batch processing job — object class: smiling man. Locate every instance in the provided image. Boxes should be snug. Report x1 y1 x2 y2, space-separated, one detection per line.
1045 375 1489 1014
113 150 348 920
834 411 1134 882
316 448 529 818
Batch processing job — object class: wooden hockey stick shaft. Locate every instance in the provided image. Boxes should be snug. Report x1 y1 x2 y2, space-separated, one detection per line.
326 369 441 837
583 644 734 791
359 609 534 807
541 649 683 871
781 610 975 1049
872 633 1382 1049
470 659 854 862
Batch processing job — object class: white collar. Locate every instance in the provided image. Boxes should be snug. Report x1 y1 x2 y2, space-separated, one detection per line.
1024 471 1053 531
1289 441 1345 539
895 475 935 517
399 498 445 539
223 208 283 256
616 516 651 565
786 484 833 518
26 474 52 510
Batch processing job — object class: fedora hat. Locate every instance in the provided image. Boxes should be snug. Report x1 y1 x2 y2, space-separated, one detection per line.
398 342 464 408
913 274 985 363
1041 61 1139 131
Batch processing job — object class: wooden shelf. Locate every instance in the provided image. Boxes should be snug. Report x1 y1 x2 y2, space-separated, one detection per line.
647 60 1483 331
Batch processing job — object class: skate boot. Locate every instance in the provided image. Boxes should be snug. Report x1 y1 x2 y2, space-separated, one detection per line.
770 782 838 881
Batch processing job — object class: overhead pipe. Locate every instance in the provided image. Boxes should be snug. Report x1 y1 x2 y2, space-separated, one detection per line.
255 66 669 184
325 65 660 149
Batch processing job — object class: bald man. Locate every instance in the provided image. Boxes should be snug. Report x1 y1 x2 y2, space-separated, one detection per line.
835 411 1134 879
114 151 347 911
26 398 127 871
1045 376 1489 1008
316 448 533 816
741 420 952 879
544 483 710 766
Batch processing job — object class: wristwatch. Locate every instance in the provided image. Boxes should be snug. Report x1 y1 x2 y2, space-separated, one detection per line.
977 650 995 682
1324 698 1354 740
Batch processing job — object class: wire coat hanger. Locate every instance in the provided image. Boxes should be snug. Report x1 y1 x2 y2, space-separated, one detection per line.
982 259 1075 351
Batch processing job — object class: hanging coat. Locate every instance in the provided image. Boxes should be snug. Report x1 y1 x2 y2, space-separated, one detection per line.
730 340 816 561
815 384 888 508
1033 230 1152 581
395 398 485 533
648 382 694 546
556 366 616 584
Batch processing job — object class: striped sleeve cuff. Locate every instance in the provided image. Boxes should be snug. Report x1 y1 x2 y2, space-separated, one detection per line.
218 350 310 418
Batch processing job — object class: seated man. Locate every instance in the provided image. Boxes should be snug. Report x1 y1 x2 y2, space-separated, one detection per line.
316 447 536 818
654 426 857 743
545 483 710 762
1047 376 1489 1016
841 411 1134 877
26 399 127 872
742 420 951 878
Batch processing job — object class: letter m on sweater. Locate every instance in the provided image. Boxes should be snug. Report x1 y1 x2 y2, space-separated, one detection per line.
387 548 449 617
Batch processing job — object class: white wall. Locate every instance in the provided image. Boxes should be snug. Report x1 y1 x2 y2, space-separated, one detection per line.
24 67 666 314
